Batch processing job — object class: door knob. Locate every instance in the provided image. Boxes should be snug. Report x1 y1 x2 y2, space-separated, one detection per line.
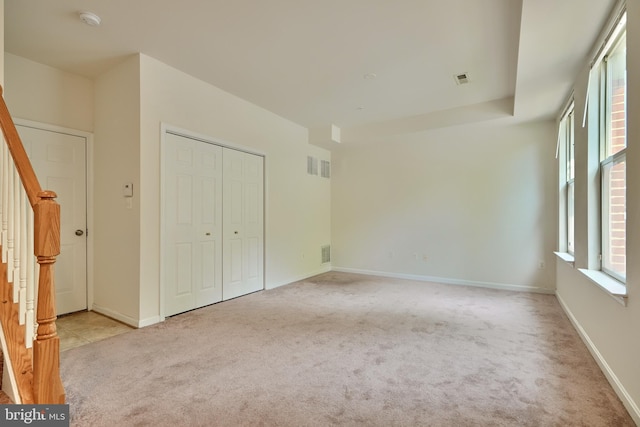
75 229 84 236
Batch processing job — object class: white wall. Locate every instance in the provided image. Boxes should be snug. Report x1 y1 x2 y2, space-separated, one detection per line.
332 119 557 292
92 55 141 325
0 0 15 404
555 2 640 423
1 51 331 327
3 53 142 325
0 0 3 85
4 53 93 131
138 54 331 324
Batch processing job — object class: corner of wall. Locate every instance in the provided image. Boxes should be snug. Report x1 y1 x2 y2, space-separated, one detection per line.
93 55 143 323
1 0 5 86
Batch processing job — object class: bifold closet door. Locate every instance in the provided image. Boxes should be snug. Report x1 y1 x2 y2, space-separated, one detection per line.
163 133 223 316
222 148 264 300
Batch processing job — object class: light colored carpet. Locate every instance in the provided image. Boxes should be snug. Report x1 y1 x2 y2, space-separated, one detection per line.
60 272 634 426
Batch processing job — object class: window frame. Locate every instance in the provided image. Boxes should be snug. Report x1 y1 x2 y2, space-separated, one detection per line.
558 104 575 257
566 110 575 255
597 26 627 283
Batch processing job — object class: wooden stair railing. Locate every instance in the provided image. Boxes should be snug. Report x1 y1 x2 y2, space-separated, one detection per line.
0 85 65 404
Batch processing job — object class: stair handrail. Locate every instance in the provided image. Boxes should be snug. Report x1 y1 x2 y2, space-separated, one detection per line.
0 85 65 404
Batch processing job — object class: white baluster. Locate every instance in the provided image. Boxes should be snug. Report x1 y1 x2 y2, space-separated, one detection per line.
19 185 28 326
7 160 14 285
13 169 22 303
26 204 35 347
1 143 8 263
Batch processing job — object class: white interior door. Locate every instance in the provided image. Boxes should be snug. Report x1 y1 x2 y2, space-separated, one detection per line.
163 133 223 316
17 124 88 315
222 148 264 300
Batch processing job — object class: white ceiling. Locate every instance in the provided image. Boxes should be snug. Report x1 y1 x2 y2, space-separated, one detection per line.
5 0 616 142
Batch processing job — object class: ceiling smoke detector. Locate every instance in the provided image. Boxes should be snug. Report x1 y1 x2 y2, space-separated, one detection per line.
79 11 101 27
454 72 470 85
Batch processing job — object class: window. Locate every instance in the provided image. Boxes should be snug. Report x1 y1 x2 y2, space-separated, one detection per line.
598 25 626 282
566 110 575 255
569 5 627 301
559 105 575 255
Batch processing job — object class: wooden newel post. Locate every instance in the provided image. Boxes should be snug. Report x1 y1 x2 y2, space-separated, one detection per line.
32 190 65 404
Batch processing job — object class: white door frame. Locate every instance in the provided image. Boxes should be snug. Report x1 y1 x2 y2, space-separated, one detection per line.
13 118 94 313
159 123 266 320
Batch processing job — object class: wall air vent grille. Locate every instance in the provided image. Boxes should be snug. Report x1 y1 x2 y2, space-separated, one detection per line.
320 160 331 178
321 245 331 264
307 156 318 175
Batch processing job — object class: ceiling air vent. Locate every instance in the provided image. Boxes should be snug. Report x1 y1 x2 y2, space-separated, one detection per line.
454 72 470 85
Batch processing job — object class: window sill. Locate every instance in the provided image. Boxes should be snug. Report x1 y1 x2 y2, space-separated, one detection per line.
554 251 575 267
578 268 628 306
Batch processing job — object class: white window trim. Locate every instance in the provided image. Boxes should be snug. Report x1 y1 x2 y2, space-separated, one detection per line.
557 102 574 257
597 27 627 284
578 268 627 306
566 111 575 256
554 251 575 267
573 5 628 302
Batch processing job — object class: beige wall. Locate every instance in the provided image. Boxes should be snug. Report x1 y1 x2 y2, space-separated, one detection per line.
332 119 557 292
0 0 3 85
1 0 637 419
4 53 93 131
92 55 141 324
138 54 331 323
555 2 640 423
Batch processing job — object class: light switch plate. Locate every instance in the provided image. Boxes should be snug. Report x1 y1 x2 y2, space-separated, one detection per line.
123 183 133 197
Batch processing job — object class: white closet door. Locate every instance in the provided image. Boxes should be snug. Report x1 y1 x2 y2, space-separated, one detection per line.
163 133 223 316
222 148 264 300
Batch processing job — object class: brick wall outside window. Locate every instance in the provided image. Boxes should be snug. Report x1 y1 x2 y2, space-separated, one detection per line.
607 82 626 276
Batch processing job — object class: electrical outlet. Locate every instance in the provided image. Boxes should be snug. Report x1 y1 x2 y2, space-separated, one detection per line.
538 261 545 269
423 255 428 262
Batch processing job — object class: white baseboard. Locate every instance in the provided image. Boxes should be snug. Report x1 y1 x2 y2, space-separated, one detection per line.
556 292 640 425
91 304 161 328
267 265 332 289
331 267 556 295
138 315 163 328
92 266 333 328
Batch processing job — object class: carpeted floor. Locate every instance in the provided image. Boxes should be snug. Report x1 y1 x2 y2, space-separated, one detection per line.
60 272 635 426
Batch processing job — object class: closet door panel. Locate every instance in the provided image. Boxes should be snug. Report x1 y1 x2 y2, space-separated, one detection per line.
222 148 264 300
163 133 223 316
